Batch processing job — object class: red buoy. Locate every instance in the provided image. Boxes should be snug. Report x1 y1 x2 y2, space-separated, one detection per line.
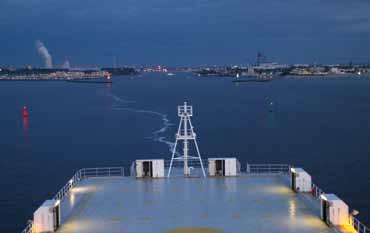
22 106 29 117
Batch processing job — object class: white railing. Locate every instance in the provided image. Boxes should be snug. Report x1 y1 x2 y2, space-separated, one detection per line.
53 169 83 201
246 163 291 174
130 159 210 177
20 222 32 233
164 159 208 169
247 165 369 232
311 180 369 233
53 167 124 201
20 164 369 233
311 182 325 200
80 167 124 179
130 158 244 177
21 167 124 233
350 215 369 233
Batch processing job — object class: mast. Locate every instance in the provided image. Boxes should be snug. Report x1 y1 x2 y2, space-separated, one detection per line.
167 102 206 177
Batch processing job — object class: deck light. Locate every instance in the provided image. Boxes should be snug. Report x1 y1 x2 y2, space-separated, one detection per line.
54 200 60 207
351 209 359 216
320 194 327 201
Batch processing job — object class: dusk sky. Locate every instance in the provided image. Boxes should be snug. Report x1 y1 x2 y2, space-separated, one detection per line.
0 0 369 67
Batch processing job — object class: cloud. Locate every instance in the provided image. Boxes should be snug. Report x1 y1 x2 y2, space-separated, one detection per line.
0 0 370 65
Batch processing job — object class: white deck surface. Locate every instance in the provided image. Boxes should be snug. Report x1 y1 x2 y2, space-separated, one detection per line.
57 175 336 233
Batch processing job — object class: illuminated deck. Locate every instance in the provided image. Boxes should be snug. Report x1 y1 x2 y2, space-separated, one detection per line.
56 174 336 233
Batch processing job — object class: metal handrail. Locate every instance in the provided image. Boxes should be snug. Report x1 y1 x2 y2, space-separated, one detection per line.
248 166 369 232
246 163 291 174
351 215 369 233
80 167 124 179
21 167 124 233
311 180 369 233
53 169 83 201
311 182 325 200
20 164 369 233
20 222 32 233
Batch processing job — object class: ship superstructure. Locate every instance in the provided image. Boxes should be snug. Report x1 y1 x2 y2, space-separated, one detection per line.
21 102 368 233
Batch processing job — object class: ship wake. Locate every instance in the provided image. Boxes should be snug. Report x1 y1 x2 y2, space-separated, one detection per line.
109 93 179 156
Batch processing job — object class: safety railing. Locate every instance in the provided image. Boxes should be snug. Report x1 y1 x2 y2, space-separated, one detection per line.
53 167 124 201
165 159 208 177
53 169 83 201
80 167 124 178
20 167 124 233
311 182 325 200
246 163 291 174
130 159 210 177
310 180 369 233
164 159 208 168
350 215 369 233
20 222 32 233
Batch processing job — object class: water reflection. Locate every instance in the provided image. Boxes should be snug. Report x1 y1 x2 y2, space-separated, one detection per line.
289 199 297 219
22 115 29 145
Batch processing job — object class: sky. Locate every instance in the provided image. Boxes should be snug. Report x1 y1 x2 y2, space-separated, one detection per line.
0 0 369 67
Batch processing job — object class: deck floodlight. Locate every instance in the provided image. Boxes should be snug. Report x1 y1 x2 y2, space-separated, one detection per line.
351 209 359 216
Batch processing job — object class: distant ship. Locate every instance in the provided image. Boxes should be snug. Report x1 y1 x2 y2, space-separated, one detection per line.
66 74 112 84
232 74 273 83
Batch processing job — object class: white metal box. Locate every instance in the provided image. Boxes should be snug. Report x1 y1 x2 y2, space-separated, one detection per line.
33 199 61 233
208 158 239 176
320 194 349 226
290 168 312 192
135 159 164 178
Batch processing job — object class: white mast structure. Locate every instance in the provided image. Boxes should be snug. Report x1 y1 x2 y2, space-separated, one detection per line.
167 102 206 177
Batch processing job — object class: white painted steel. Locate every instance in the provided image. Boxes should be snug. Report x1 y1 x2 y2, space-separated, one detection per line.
168 102 206 177
136 160 143 177
351 215 369 233
135 159 165 178
320 194 349 226
20 222 32 233
19 164 370 233
153 159 165 178
291 168 312 192
54 167 124 201
311 181 368 232
225 158 237 176
33 200 60 233
208 159 216 176
246 163 291 174
20 167 124 233
208 158 239 176
52 176 339 233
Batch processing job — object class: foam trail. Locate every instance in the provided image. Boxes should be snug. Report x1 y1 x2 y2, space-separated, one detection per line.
110 94 136 104
111 94 180 156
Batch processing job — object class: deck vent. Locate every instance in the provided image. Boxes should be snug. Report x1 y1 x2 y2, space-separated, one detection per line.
290 167 312 192
33 199 61 233
208 158 239 177
135 159 164 178
320 194 349 226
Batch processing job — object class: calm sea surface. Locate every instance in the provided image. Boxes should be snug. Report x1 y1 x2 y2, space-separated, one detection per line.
0 73 369 232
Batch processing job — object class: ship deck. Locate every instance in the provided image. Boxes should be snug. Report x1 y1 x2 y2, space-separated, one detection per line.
57 174 337 233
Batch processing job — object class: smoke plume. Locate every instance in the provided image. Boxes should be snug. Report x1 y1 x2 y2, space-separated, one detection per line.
35 40 53 68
